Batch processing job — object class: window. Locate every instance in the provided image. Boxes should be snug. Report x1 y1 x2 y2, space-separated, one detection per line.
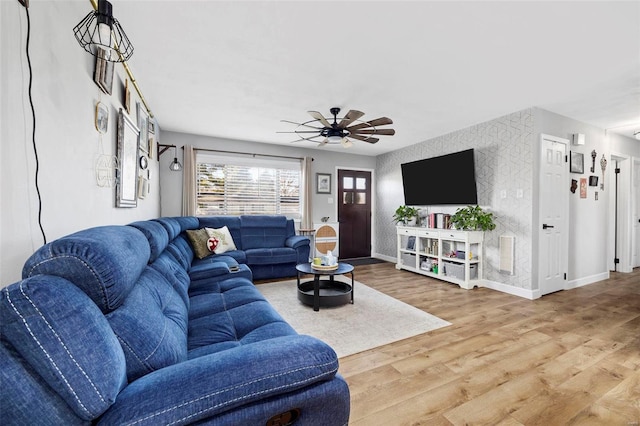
195 152 301 218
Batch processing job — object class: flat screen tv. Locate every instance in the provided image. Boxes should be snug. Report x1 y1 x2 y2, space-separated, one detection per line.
401 149 478 205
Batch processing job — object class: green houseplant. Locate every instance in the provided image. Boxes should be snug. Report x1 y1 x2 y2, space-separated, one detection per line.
450 205 496 231
393 205 419 225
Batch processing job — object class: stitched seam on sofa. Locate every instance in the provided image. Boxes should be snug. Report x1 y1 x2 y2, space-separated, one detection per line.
115 335 152 375
24 255 109 311
124 360 338 426
3 285 95 418
140 285 172 362
220 291 240 342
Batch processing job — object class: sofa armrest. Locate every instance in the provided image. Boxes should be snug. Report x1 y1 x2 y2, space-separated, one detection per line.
285 235 309 249
98 335 339 425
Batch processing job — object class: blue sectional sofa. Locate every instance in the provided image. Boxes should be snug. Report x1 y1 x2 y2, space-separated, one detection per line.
0 216 349 425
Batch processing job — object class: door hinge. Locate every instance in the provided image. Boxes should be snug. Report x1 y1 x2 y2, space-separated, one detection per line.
565 155 568 163
614 258 620 264
564 273 567 280
615 168 621 174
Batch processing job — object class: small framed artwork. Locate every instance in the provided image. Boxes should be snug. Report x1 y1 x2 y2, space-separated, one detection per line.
94 47 114 95
580 178 587 198
316 173 331 194
570 151 584 174
95 102 109 134
589 176 598 186
124 79 131 114
136 102 149 154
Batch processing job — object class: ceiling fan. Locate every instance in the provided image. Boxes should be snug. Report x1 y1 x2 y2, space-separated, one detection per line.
279 107 395 148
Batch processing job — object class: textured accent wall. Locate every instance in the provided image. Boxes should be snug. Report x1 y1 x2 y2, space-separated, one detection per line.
376 109 535 289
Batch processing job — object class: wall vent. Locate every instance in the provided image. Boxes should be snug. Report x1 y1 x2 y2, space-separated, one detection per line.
499 235 515 275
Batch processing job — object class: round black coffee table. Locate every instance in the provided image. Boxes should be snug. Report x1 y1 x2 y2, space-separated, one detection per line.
296 263 354 312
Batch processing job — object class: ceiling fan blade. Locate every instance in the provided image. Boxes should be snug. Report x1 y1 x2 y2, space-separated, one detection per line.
350 128 396 136
338 110 364 128
346 117 393 132
349 134 379 144
280 120 323 130
308 111 331 128
276 130 322 134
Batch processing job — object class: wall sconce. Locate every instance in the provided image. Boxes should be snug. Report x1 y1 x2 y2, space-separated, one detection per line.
73 0 134 62
158 144 183 172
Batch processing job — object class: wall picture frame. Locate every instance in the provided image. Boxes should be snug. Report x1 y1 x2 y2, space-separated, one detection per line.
95 101 109 134
116 109 140 208
136 102 149 154
570 151 584 174
316 173 331 194
94 47 114 95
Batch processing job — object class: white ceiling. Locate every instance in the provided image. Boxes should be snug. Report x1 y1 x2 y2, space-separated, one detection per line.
114 0 640 156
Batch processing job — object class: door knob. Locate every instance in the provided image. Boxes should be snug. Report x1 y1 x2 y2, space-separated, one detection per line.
542 224 555 230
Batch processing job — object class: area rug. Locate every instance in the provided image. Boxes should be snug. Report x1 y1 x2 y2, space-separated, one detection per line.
257 280 451 358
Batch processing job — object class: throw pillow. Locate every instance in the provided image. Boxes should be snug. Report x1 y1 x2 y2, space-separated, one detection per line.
207 237 219 252
186 228 213 259
205 226 237 254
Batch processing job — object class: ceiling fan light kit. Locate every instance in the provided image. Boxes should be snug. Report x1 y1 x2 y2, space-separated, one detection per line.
279 107 395 148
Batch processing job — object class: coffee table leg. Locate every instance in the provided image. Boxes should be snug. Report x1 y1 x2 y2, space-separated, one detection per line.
313 274 320 311
350 271 354 304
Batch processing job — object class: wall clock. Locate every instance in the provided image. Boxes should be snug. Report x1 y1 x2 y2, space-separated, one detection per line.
139 155 148 170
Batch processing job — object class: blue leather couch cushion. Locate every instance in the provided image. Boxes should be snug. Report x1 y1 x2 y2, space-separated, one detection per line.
166 235 195 270
128 220 169 262
150 252 191 310
1 276 127 421
240 215 289 250
155 217 182 240
21 226 150 313
106 267 188 382
245 248 298 265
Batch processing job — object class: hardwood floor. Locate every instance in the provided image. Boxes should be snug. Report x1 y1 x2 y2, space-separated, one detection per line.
341 262 640 425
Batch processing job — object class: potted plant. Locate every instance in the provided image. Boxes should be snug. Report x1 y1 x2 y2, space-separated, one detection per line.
393 205 419 225
450 205 496 231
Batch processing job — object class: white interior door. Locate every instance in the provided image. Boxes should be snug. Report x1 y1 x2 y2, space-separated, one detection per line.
633 159 640 268
539 134 569 295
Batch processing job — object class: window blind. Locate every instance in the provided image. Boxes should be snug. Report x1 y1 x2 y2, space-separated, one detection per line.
195 152 301 218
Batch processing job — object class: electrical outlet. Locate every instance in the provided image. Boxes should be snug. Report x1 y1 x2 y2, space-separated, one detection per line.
18 0 29 8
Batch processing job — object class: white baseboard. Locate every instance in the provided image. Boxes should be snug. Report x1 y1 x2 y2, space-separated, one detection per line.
481 280 541 300
373 253 397 263
566 271 610 290
373 254 610 300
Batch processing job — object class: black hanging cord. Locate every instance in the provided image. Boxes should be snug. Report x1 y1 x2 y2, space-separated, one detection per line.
24 6 47 244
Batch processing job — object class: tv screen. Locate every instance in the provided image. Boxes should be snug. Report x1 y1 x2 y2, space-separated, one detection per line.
401 149 478 205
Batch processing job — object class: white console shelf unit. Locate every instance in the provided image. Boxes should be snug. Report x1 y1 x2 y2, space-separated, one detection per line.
396 226 484 289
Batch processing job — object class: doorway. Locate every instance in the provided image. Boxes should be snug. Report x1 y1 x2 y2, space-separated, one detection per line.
538 134 569 295
609 154 632 273
633 159 640 268
337 169 372 259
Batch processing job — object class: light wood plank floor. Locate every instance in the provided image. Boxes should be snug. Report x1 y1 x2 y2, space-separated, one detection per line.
341 262 640 425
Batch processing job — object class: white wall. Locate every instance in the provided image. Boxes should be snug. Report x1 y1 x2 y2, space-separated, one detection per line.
1 2 159 285
533 108 640 286
376 109 535 290
157 131 376 224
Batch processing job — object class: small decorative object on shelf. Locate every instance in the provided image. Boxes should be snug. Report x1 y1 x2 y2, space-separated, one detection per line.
450 205 496 231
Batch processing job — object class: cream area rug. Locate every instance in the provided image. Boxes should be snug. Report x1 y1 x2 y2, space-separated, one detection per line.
257 280 451 358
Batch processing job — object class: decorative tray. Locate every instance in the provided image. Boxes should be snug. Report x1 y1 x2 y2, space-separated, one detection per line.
311 263 339 271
